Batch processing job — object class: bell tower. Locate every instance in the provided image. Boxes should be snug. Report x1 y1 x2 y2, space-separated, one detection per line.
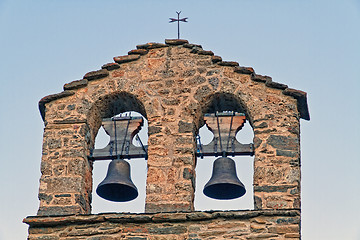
24 39 309 239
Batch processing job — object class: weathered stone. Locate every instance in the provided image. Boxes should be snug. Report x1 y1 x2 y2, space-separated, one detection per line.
136 42 168 49
152 212 187 222
148 225 187 235
276 217 300 224
246 233 278 239
105 214 151 223
253 136 262 148
194 85 211 102
254 185 296 192
165 39 189 45
83 69 109 81
208 77 219 89
148 126 162 135
37 206 83 216
251 74 272 83
283 88 310 120
39 91 75 120
38 193 53 204
265 196 289 209
187 75 206 85
265 80 288 90
190 46 202 54
211 55 222 63
217 61 239 66
254 122 268 129
63 79 88 90
267 135 299 151
101 63 120 70
276 149 298 157
128 49 148 55
182 168 194 180
183 43 202 49
234 66 255 74
254 196 263 210
178 120 194 133
197 50 214 56
113 54 140 64
145 202 192 213
162 97 180 105
187 212 213 220
181 69 196 77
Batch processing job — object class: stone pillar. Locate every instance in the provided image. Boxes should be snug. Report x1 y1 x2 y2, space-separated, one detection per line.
38 123 92 215
252 113 301 210
145 114 197 213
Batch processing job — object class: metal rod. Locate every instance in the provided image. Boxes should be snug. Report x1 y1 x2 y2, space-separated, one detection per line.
225 111 234 152
113 120 118 159
136 134 148 156
216 111 224 156
177 11 180 39
120 113 131 158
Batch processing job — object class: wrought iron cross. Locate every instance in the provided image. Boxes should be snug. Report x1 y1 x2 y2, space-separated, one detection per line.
169 11 188 39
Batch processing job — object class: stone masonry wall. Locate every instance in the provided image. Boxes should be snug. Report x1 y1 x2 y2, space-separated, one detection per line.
24 210 300 240
30 39 309 239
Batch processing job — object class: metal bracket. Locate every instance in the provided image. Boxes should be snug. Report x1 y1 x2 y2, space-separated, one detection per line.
196 112 254 157
89 116 148 161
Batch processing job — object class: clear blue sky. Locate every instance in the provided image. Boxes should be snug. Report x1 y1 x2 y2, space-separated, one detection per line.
0 1 359 239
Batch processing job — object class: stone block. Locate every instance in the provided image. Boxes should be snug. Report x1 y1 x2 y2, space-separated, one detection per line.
136 42 168 49
44 176 83 193
178 120 195 133
267 135 299 151
113 54 140 64
234 66 255 75
217 61 239 66
165 39 189 45
83 69 109 81
101 63 120 70
128 49 149 55
63 79 88 90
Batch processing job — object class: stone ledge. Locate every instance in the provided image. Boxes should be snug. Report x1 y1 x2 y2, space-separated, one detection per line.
283 88 310 120
218 61 239 67
183 43 202 49
234 66 255 75
136 42 168 49
165 39 189 45
83 69 109 81
63 79 88 91
101 63 120 70
266 80 288 90
24 209 300 227
113 54 140 64
128 49 148 55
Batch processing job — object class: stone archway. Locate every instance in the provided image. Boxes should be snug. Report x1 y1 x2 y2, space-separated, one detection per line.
36 39 308 216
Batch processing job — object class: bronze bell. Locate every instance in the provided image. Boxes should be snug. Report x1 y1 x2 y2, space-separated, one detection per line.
203 157 246 200
96 159 138 202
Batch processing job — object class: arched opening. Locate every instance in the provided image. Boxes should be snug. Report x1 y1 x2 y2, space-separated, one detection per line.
89 92 148 213
194 93 254 211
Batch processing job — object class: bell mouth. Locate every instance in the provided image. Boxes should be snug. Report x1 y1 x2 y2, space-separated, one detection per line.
203 183 246 200
96 183 138 202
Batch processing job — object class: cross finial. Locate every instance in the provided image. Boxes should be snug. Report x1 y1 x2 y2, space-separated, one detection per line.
169 11 188 39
